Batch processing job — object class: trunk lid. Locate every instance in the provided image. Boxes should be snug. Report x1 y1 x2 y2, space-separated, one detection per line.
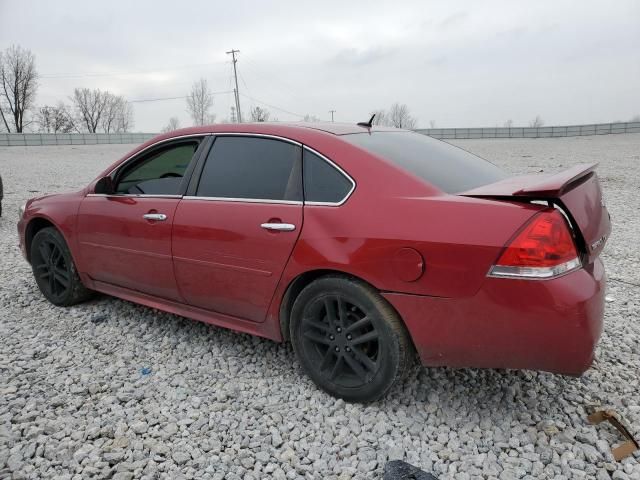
461 163 611 263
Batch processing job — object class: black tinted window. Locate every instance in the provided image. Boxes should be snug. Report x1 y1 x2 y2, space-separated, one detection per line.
197 136 301 201
343 131 506 193
303 150 352 203
116 141 198 195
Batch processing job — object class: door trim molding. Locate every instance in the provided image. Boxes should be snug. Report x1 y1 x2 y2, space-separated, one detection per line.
79 241 171 260
173 255 273 277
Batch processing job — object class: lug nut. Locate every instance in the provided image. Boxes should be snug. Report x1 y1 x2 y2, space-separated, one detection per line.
335 346 340 352
346 334 352 341
336 327 342 333
346 347 351 352
329 335 335 341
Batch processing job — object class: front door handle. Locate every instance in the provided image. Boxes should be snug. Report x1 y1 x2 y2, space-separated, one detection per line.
261 222 296 232
143 213 167 221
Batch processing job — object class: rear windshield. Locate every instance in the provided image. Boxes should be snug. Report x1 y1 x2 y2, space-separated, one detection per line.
343 131 506 193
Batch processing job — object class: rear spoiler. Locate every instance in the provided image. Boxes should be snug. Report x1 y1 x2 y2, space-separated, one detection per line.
462 163 598 198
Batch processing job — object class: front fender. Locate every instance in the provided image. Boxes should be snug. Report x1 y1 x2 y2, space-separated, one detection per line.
19 191 85 268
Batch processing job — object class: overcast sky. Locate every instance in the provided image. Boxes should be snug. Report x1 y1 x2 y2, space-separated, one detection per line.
1 0 638 132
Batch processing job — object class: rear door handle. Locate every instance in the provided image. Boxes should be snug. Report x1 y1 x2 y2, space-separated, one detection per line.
143 213 167 221
261 222 296 232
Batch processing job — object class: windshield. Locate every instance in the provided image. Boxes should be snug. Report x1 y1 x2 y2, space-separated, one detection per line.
343 131 507 193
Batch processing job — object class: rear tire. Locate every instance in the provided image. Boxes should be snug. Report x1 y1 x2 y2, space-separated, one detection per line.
30 227 93 306
290 275 413 402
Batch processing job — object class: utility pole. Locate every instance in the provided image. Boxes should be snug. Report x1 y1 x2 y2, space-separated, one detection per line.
329 110 336 122
226 49 242 123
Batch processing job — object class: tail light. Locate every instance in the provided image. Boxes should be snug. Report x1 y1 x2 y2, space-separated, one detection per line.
489 209 581 279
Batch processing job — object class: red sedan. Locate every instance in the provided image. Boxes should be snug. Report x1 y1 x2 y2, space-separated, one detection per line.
18 123 610 401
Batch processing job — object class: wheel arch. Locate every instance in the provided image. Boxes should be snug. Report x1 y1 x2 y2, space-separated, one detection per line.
278 269 412 349
24 216 58 263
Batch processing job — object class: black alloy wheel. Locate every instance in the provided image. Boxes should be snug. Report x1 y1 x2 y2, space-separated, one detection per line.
31 227 93 306
33 237 70 301
301 294 380 387
291 276 413 402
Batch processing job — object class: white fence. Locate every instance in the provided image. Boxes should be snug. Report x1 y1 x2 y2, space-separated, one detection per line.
0 132 155 147
415 122 640 139
1 122 640 146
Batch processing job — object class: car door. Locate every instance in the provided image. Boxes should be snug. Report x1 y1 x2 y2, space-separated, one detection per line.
172 135 303 322
76 136 206 301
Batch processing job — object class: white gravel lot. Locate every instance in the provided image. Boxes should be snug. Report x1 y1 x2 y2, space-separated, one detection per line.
0 134 639 480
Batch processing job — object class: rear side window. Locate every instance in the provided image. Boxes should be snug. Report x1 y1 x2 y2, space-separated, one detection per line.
303 149 353 204
343 131 506 193
197 136 302 201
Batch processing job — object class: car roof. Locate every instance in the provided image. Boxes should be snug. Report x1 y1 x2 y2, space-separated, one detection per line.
160 122 404 139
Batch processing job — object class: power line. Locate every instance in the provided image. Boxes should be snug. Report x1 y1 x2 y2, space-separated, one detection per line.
40 61 228 79
129 95 186 103
237 92 305 119
241 55 302 101
129 90 234 103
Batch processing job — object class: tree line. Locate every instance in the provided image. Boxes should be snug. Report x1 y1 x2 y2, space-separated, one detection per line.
0 45 134 134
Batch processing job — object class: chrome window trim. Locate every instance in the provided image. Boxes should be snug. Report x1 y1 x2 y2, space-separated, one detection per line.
109 133 355 206
105 133 211 178
211 132 303 146
86 193 183 199
302 146 356 207
183 195 302 205
189 133 304 204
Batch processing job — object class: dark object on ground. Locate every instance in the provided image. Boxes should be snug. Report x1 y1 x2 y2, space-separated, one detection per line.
91 313 108 324
383 460 438 479
588 410 640 461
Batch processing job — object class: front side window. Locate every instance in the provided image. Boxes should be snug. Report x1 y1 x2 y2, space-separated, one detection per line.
303 149 353 204
115 141 200 195
196 136 302 201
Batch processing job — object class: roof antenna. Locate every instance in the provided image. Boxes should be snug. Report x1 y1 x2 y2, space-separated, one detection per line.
357 114 376 128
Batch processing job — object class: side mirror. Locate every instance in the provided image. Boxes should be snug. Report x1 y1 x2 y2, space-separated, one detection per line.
94 176 115 195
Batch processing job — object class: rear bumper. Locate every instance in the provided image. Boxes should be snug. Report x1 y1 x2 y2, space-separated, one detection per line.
383 258 605 375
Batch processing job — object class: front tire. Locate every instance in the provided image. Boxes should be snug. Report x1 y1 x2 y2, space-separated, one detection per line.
290 276 413 402
30 227 93 306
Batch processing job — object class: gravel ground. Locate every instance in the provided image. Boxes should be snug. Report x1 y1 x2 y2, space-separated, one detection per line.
1 134 639 480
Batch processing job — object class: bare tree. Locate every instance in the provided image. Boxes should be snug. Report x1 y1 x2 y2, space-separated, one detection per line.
388 103 417 129
303 114 320 122
101 93 120 133
72 88 109 133
186 78 214 126
630 114 640 122
504 119 514 128
36 103 75 133
161 117 181 133
370 109 389 126
0 45 38 133
100 93 133 133
370 104 417 128
429 120 436 128
528 115 544 128
116 101 134 132
250 106 270 122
